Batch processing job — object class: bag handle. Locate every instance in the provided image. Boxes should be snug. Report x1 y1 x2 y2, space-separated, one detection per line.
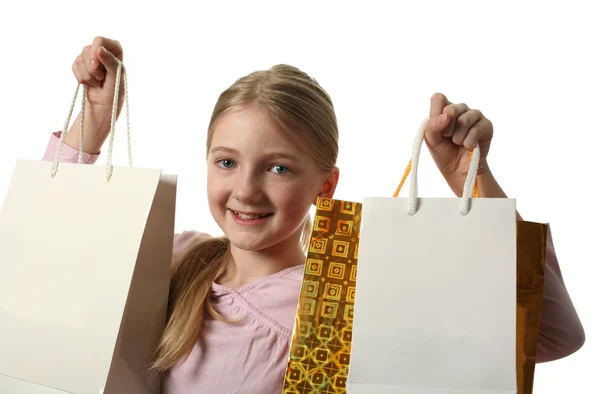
51 59 132 181
393 116 480 216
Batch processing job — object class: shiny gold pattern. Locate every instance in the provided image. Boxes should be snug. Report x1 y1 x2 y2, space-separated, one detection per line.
283 198 362 393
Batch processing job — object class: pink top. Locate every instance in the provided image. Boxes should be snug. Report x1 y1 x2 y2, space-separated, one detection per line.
42 131 585 393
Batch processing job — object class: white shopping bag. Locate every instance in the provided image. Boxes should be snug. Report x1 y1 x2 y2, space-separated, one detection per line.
347 118 517 394
0 62 176 394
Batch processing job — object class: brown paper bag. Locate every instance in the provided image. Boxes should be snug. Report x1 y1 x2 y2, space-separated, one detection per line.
516 221 547 394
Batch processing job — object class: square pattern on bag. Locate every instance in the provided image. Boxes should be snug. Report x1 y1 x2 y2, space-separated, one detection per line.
283 198 362 394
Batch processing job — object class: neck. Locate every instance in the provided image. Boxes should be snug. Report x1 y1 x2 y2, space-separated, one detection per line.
217 230 306 289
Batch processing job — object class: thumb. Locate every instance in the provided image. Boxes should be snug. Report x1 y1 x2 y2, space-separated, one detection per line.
96 47 121 74
424 113 450 148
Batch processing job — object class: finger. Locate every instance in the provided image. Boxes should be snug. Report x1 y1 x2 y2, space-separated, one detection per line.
430 92 451 117
90 36 123 71
83 46 105 82
72 55 102 87
426 113 451 135
463 118 493 150
96 46 122 75
423 113 451 147
441 103 469 137
452 109 483 146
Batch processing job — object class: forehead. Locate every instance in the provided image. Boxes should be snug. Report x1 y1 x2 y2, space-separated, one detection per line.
209 106 306 156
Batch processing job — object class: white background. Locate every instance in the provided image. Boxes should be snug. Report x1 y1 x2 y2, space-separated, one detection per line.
0 0 597 392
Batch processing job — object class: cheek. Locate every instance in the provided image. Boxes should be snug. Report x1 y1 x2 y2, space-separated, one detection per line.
273 180 319 217
207 171 229 211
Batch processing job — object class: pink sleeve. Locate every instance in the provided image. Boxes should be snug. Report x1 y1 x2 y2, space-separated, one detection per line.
172 230 211 266
42 131 100 164
536 225 585 362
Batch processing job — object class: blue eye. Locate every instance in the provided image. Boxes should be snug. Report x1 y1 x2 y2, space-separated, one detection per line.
270 165 290 174
218 159 236 169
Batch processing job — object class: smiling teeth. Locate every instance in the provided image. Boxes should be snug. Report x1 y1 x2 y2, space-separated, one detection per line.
233 211 268 220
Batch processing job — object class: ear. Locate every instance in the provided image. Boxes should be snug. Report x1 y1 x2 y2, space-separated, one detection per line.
313 166 340 205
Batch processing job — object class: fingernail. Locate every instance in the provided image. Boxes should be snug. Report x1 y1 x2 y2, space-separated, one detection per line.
90 59 97 68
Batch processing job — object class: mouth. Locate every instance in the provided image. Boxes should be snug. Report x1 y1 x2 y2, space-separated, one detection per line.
228 209 274 223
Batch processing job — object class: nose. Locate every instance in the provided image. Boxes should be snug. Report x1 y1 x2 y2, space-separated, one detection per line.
233 170 263 205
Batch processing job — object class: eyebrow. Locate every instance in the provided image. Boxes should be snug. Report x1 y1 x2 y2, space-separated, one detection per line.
209 146 239 155
209 146 300 161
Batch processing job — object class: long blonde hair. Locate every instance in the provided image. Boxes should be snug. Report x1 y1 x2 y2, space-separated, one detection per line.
152 64 339 372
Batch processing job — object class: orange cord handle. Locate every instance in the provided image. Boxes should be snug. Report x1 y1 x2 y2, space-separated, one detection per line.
393 150 479 198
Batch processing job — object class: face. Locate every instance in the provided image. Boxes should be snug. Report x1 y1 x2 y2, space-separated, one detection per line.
207 106 338 251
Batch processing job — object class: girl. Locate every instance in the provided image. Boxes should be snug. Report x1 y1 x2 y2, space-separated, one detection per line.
43 37 585 393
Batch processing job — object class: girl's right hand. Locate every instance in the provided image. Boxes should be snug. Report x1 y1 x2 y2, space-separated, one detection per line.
73 36 125 109
64 37 125 154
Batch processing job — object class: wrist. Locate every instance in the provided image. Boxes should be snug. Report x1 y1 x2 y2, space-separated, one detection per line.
84 104 112 138
64 106 114 155
476 170 506 198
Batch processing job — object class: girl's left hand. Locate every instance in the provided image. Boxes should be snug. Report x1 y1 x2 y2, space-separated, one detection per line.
424 93 493 196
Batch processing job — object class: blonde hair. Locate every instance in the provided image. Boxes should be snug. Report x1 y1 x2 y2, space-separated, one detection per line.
152 64 339 372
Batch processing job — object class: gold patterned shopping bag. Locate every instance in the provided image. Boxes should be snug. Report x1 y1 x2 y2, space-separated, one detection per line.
282 198 362 394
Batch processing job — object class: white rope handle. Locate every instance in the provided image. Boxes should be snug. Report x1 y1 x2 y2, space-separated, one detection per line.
51 60 132 181
408 115 480 216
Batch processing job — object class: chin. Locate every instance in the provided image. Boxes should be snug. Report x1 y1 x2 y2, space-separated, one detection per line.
227 235 278 252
